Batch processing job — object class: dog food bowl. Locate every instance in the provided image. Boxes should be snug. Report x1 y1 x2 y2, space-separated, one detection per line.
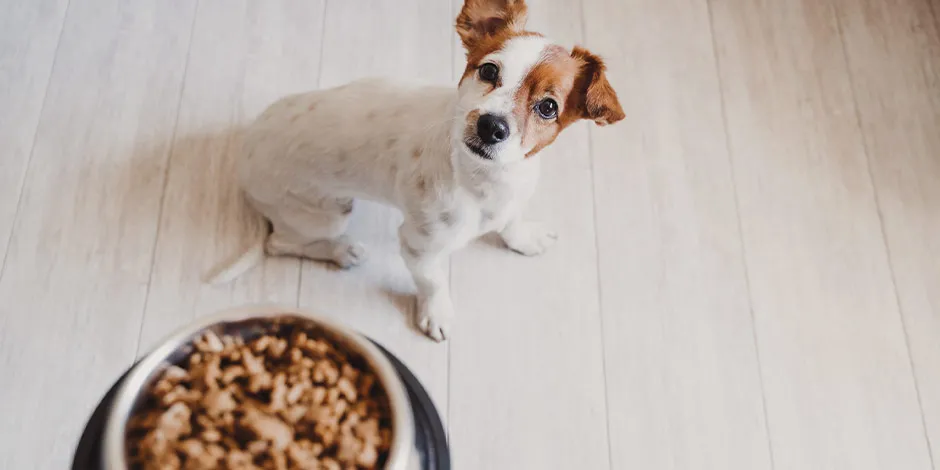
72 305 449 470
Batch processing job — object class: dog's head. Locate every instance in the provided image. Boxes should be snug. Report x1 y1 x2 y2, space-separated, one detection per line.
454 0 624 164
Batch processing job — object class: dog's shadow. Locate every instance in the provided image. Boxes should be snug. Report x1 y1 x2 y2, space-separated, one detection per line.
116 126 419 326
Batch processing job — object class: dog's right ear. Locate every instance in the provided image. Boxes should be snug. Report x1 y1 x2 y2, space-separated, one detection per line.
456 0 528 51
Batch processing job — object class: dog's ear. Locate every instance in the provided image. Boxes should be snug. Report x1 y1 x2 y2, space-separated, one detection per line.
456 0 528 51
570 46 625 126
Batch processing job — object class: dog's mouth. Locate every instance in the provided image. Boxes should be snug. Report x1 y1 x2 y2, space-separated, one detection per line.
464 140 493 160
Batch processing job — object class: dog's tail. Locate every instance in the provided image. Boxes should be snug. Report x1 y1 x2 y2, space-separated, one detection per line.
204 213 269 285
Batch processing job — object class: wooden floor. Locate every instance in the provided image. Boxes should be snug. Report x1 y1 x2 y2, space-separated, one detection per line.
1 0 938 468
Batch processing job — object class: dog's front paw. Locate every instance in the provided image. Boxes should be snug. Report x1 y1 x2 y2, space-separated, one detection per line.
500 222 558 256
331 240 367 269
416 295 454 342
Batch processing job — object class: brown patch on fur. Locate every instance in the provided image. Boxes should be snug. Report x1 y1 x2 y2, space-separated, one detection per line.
456 0 528 51
465 109 482 128
416 176 428 195
513 45 580 156
455 0 623 158
457 0 538 87
462 109 483 144
567 47 625 126
459 30 542 86
511 46 624 157
412 149 421 159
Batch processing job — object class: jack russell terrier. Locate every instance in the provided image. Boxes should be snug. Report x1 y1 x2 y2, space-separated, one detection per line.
209 0 624 341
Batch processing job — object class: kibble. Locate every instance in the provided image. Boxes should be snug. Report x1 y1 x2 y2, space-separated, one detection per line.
126 325 393 470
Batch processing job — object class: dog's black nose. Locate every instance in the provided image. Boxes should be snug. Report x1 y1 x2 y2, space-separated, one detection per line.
476 114 510 144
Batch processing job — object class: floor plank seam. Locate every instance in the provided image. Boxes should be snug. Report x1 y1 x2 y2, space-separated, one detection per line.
0 0 72 283
296 0 332 309
133 0 202 359
578 0 614 467
703 0 777 468
831 4 937 467
6 1 938 467
930 0 940 36
445 0 455 440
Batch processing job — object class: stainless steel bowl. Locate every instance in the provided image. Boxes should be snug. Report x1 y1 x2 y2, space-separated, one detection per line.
103 304 416 470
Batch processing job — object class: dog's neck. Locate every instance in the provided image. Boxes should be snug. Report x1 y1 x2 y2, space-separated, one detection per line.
450 147 539 198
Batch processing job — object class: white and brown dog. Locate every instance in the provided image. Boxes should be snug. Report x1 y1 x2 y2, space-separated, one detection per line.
210 0 624 341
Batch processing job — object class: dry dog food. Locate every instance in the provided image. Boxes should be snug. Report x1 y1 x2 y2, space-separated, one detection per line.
126 326 393 470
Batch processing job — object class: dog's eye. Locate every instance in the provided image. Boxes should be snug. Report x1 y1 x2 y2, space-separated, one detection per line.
535 98 558 119
478 63 499 83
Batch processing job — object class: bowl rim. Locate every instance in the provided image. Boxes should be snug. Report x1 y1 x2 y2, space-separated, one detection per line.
103 303 415 470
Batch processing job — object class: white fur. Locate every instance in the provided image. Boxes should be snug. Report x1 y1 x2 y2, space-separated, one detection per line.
457 35 552 163
209 36 558 341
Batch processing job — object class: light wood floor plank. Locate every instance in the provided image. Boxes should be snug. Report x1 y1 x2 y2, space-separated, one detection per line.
709 0 933 468
296 0 454 417
3 1 940 468
136 0 323 353
0 1 196 467
582 0 773 468
834 0 940 462
0 0 69 268
447 2 610 467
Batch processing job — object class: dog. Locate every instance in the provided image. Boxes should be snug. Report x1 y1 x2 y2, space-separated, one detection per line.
208 0 624 341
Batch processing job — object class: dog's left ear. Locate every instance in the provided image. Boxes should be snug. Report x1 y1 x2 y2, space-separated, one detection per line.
570 46 625 126
456 0 528 51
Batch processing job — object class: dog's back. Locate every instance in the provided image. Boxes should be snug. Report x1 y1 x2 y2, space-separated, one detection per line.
238 79 456 210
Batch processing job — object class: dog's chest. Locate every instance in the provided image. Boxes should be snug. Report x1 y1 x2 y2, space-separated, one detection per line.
469 190 519 234
454 161 540 235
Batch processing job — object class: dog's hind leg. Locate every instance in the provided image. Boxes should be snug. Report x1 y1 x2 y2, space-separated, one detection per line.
262 192 366 268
